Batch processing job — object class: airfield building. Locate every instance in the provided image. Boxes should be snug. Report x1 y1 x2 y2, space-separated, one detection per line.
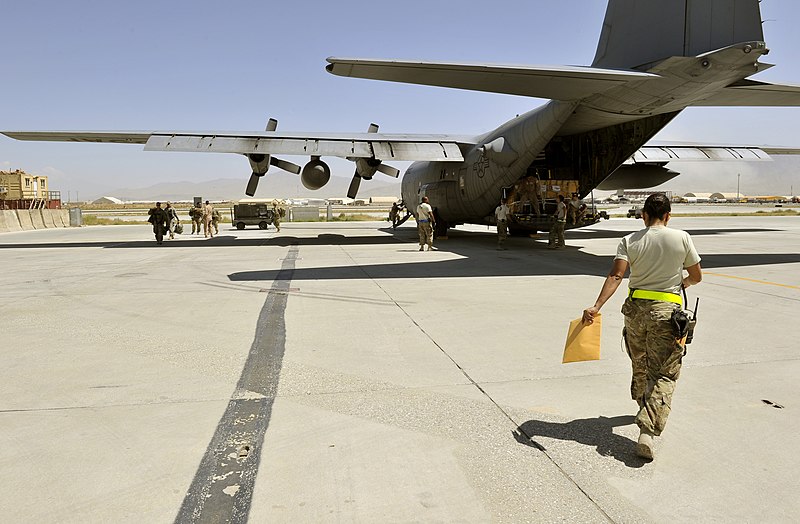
0 169 61 210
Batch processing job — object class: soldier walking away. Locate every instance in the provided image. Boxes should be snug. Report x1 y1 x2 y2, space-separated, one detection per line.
165 201 179 240
272 201 283 232
568 193 586 225
582 193 702 460
211 207 221 235
548 194 567 249
190 203 203 235
416 196 435 251
147 202 169 245
202 200 214 238
495 198 510 250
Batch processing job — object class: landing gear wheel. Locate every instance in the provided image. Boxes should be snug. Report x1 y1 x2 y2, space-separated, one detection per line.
258 221 268 230
434 220 449 239
236 222 246 230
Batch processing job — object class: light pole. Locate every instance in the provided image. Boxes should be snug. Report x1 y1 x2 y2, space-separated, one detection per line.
737 173 740 202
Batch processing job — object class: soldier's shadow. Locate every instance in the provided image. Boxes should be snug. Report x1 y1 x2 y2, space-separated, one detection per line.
513 415 649 468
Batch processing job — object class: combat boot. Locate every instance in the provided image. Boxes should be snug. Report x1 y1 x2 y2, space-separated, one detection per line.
636 429 655 460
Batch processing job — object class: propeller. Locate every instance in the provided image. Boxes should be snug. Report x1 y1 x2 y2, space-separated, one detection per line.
244 118 302 197
346 123 400 199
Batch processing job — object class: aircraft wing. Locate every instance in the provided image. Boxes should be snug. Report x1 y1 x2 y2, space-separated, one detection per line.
630 143 800 163
1 130 472 162
690 79 800 106
326 58 659 101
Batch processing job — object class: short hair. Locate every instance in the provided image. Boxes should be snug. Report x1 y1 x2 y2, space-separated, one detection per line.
421 196 429 203
643 193 671 220
156 202 161 206
205 200 210 204
557 194 564 202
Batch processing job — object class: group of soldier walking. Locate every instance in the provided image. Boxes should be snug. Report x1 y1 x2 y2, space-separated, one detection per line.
187 201 220 238
148 200 283 244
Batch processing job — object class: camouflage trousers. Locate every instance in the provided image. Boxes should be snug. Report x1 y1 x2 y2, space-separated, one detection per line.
622 298 685 436
418 221 433 247
497 220 508 245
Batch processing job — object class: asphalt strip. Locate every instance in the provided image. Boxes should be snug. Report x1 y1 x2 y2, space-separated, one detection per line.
174 245 299 524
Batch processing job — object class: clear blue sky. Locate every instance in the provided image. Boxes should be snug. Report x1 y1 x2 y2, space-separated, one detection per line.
2 0 800 199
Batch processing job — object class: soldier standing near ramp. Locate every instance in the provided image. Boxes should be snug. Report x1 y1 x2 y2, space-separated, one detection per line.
582 193 702 460
416 196 435 251
494 198 510 250
548 194 567 249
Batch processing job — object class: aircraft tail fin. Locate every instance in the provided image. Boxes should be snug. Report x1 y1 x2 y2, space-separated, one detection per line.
593 0 764 70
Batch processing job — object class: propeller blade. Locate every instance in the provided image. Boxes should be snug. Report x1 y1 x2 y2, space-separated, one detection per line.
376 163 401 178
266 118 278 132
347 172 361 199
245 172 260 196
367 123 379 133
270 157 301 174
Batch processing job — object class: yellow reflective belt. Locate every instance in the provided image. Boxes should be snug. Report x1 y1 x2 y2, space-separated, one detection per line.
629 289 682 304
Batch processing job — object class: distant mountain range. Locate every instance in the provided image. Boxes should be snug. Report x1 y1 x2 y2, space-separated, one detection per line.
105 172 402 202
100 155 800 202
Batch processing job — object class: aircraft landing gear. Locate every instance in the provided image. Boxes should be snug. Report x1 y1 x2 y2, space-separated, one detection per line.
434 219 449 239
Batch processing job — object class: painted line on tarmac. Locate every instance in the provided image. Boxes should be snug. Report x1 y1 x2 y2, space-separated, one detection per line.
174 244 298 524
705 272 800 291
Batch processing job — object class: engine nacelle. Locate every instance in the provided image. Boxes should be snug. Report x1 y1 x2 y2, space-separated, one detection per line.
596 164 680 190
301 157 331 190
248 153 271 175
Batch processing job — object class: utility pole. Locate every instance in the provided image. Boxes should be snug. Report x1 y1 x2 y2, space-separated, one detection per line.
737 173 740 202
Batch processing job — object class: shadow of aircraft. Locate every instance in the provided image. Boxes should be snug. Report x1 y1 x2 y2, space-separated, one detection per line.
513 415 649 468
2 225 798 281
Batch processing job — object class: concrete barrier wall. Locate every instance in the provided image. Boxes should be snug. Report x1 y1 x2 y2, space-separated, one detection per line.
0 209 77 233
16 209 35 230
29 209 45 229
3 210 23 232
57 209 70 227
41 209 57 228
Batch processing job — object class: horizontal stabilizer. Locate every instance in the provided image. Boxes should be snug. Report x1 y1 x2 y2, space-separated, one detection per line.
326 58 658 101
691 80 800 106
631 145 771 163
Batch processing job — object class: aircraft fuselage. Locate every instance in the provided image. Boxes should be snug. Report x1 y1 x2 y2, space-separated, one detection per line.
401 41 771 230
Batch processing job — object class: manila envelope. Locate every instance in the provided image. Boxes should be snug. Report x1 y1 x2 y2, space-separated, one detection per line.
562 314 602 363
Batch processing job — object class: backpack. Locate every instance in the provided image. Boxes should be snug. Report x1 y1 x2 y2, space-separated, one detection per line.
278 207 286 218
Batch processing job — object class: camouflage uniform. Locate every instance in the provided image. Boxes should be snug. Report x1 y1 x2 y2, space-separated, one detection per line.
211 208 220 235
622 298 684 436
272 205 282 232
147 205 169 245
190 205 203 235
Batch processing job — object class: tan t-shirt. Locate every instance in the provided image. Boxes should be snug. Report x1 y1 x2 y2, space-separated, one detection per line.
417 202 433 221
615 225 701 294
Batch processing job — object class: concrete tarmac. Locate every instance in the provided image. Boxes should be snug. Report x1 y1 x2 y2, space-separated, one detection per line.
1 217 798 523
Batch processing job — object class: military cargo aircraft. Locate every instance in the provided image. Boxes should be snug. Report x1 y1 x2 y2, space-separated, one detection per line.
4 0 800 236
